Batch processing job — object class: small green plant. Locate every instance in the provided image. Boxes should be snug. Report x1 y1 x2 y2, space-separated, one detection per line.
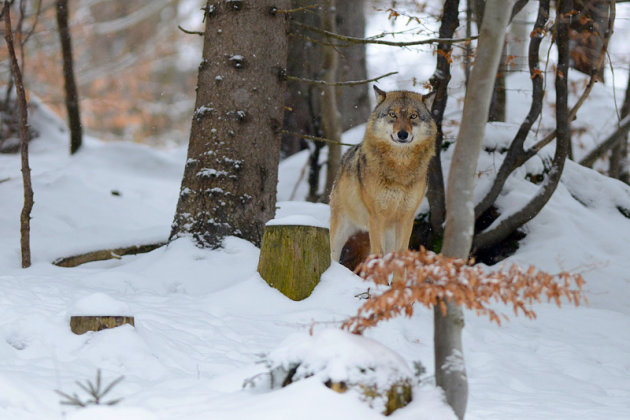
55 369 124 407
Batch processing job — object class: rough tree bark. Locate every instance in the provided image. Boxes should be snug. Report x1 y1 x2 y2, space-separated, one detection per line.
436 1 516 418
56 0 83 154
3 2 34 268
170 1 290 248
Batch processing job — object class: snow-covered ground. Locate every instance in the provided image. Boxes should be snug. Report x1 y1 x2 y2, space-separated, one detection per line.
2 85 630 419
2 5 630 418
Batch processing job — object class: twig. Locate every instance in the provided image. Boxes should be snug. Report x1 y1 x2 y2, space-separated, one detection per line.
607 50 621 123
579 114 630 168
291 20 477 47
281 130 355 147
289 158 309 201
177 25 203 36
273 4 319 14
286 71 397 87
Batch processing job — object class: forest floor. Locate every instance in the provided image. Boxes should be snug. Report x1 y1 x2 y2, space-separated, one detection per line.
1 79 630 418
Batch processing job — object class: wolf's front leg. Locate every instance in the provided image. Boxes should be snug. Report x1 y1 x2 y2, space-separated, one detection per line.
330 213 357 263
394 213 415 253
367 215 387 256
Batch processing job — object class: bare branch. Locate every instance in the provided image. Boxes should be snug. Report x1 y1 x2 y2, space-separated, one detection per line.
579 114 630 168
273 4 319 14
91 0 171 35
177 25 203 36
280 130 354 147
291 20 477 47
285 71 397 87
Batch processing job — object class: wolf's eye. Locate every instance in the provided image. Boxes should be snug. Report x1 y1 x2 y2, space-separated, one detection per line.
410 113 418 119
388 111 397 119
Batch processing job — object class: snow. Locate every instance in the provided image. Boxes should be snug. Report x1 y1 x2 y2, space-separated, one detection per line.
69 293 132 316
2 7 630 420
2 95 630 420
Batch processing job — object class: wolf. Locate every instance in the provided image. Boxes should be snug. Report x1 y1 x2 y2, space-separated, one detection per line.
329 86 437 263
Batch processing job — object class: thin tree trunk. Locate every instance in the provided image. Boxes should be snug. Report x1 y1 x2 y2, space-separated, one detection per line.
56 0 83 154
609 68 630 181
436 1 516 418
321 0 342 202
3 2 34 268
426 0 460 248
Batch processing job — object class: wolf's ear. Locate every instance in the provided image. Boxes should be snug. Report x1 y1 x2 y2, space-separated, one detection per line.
423 91 436 111
373 85 386 105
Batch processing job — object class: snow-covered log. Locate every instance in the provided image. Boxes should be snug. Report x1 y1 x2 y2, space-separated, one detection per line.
70 316 135 335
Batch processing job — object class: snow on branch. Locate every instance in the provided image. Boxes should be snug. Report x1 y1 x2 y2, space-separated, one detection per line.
342 249 586 335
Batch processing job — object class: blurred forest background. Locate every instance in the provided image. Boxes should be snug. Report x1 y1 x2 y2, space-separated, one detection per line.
1 0 204 146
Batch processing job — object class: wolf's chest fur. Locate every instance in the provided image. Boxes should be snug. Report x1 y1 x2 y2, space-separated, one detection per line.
360 138 432 210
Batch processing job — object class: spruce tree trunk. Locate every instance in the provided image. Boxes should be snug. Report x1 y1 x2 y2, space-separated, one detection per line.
436 1 516 417
170 1 290 248
56 0 83 155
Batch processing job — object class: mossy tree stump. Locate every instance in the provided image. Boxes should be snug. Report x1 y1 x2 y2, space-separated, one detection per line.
257 224 330 300
70 316 135 335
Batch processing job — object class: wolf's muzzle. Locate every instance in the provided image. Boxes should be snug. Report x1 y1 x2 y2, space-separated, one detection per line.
392 130 412 144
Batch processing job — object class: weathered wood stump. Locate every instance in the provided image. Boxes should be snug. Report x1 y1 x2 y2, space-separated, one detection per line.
70 316 135 335
257 224 330 301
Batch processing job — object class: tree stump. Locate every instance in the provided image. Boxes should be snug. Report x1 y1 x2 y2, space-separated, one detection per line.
257 224 330 301
70 316 135 335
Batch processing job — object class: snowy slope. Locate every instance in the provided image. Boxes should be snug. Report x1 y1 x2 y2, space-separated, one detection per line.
1 92 630 419
1 7 630 417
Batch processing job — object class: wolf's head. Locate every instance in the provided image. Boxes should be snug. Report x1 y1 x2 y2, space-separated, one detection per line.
367 86 437 146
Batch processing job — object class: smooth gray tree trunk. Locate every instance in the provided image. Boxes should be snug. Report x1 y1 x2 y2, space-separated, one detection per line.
435 1 516 418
